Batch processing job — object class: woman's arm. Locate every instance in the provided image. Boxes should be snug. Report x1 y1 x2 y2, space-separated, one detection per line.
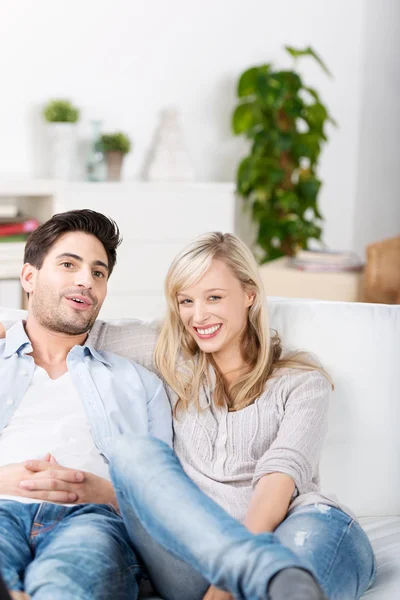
244 472 295 533
0 322 5 338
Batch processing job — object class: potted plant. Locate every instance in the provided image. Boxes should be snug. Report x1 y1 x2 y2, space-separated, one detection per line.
43 100 80 179
232 46 336 263
100 132 131 181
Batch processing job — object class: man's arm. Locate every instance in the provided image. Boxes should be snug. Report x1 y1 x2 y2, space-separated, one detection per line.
147 380 173 448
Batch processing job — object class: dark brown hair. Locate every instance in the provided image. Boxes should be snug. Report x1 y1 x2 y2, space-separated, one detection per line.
24 209 122 276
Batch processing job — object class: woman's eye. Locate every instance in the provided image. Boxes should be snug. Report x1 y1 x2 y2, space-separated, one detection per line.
209 296 221 301
179 299 192 305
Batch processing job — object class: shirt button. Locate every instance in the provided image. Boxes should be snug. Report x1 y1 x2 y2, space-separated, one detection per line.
7 398 14 405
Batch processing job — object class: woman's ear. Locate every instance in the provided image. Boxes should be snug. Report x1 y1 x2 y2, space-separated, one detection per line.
20 263 36 297
245 290 256 308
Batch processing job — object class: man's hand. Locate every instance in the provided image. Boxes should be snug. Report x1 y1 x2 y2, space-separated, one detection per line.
0 456 80 503
203 586 233 600
21 457 117 508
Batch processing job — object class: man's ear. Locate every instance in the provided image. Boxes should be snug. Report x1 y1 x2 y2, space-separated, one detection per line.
20 263 37 297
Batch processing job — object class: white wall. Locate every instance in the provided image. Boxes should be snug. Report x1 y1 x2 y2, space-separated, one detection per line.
353 0 400 257
1 0 397 254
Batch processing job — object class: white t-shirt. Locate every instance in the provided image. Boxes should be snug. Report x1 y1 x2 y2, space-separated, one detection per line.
0 366 110 503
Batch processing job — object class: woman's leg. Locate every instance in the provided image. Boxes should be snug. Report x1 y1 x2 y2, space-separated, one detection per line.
128 509 209 600
274 505 376 600
109 436 322 600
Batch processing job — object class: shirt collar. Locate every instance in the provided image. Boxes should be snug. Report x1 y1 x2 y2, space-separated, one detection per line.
3 320 32 358
78 342 112 367
4 320 111 367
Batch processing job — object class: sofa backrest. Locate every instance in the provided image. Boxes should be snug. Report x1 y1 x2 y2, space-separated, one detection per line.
268 299 400 517
1 300 399 517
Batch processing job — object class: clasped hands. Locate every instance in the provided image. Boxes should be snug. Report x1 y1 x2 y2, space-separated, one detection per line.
1 453 117 507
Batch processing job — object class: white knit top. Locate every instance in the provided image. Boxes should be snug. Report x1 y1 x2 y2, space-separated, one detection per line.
89 320 348 522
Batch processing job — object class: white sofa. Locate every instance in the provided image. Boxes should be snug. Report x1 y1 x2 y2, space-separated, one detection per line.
1 299 399 599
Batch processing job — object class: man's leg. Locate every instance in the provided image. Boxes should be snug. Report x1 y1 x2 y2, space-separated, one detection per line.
0 501 34 594
24 502 141 600
110 436 322 600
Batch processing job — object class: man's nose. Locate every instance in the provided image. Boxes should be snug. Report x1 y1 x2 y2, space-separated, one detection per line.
74 268 93 288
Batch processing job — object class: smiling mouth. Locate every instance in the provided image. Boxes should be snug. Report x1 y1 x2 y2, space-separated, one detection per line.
65 295 94 309
193 324 222 338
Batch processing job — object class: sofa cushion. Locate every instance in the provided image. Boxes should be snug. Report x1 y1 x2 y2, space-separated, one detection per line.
360 516 400 599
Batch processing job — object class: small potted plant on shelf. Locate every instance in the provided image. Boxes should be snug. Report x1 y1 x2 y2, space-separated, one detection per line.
232 46 336 263
100 132 131 181
43 99 80 179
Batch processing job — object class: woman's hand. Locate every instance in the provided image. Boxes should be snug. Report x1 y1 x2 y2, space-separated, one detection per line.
20 456 118 508
203 586 233 600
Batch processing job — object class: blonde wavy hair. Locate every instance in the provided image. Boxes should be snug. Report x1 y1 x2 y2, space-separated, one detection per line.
154 232 331 414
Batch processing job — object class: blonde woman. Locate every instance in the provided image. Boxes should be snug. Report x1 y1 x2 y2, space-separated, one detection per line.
107 233 376 600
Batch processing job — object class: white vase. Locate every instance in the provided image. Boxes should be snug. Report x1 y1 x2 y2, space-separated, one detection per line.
145 108 195 181
47 123 77 179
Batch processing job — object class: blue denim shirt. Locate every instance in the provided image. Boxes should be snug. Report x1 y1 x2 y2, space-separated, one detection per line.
0 321 173 461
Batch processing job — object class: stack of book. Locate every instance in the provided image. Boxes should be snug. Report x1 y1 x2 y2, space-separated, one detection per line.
0 204 39 279
291 249 363 272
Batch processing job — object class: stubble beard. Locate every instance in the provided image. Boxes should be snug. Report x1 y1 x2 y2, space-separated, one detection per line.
32 291 100 335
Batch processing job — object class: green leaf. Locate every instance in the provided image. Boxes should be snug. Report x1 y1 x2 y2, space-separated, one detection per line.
304 87 321 102
282 95 304 119
297 178 321 203
273 70 303 92
236 157 253 196
292 133 322 162
232 102 261 136
238 65 270 97
285 46 332 77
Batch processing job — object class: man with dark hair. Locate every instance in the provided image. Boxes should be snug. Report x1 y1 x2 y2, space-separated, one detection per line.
0 210 172 599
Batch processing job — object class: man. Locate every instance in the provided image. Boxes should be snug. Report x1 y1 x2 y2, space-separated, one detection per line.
0 210 172 599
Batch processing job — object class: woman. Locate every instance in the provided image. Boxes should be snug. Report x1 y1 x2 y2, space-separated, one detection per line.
107 232 376 600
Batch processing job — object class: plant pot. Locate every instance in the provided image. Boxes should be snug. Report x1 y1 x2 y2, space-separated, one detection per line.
47 123 77 179
106 151 124 181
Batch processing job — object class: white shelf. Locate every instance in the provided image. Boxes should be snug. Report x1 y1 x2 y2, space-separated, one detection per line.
0 179 62 197
0 179 235 196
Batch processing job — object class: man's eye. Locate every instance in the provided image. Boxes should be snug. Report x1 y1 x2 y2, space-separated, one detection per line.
93 271 105 278
62 262 73 268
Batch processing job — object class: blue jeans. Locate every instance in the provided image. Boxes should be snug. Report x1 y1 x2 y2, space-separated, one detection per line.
110 436 376 600
0 500 141 599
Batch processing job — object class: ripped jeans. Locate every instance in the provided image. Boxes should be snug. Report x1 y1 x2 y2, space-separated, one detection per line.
110 436 376 600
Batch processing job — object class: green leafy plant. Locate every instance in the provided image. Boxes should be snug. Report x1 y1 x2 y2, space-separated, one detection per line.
100 132 131 154
232 46 336 262
43 100 80 123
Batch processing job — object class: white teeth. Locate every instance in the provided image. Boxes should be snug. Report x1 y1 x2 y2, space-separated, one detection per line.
197 324 221 335
72 298 84 303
